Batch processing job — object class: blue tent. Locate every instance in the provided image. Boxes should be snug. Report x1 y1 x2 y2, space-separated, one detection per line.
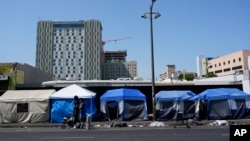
155 90 196 120
100 88 148 121
195 88 250 120
49 84 97 123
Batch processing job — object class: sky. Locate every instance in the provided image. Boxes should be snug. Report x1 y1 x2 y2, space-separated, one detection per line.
1 0 250 80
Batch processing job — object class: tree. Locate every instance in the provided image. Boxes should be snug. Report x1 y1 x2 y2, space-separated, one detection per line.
178 74 194 81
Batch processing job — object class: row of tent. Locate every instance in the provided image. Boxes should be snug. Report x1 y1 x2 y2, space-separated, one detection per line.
0 84 250 123
0 84 147 123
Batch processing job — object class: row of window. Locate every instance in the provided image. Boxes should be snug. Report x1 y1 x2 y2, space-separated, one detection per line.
54 70 84 74
208 57 242 68
54 40 84 43
54 29 83 33
54 66 84 69
53 62 82 66
54 44 83 47
210 65 243 74
53 47 84 51
55 74 83 80
54 33 83 36
54 36 84 40
53 59 83 63
54 51 84 54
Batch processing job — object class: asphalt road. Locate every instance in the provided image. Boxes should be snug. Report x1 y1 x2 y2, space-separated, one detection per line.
0 126 230 141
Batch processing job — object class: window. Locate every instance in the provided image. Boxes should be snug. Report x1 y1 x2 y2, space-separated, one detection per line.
224 68 231 72
17 103 28 113
239 58 241 62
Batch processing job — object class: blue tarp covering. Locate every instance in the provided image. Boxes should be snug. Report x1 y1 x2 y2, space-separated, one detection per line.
49 84 97 123
195 88 250 120
155 90 196 102
101 88 147 100
100 88 148 121
155 90 196 120
50 98 97 123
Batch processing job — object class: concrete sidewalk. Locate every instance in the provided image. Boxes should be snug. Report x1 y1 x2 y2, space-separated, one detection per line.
1 119 250 129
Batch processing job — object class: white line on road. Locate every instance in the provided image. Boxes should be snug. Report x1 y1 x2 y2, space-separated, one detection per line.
40 136 93 140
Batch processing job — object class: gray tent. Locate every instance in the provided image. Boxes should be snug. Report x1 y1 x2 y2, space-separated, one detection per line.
0 89 55 123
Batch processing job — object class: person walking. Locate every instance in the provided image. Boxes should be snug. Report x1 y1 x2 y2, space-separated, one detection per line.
72 95 80 129
79 99 86 128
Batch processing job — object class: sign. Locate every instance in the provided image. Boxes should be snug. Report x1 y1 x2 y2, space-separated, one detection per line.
230 125 250 141
0 75 8 80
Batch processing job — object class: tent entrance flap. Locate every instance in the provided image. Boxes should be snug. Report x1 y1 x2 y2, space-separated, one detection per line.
209 99 230 120
106 101 119 121
178 100 195 120
123 100 144 121
156 101 175 120
232 99 246 119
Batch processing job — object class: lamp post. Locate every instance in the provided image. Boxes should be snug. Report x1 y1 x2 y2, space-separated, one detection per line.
141 0 161 121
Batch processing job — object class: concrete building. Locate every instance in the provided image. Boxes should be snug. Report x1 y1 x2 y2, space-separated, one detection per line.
0 63 54 95
207 50 250 77
36 20 102 80
101 50 137 80
196 55 213 78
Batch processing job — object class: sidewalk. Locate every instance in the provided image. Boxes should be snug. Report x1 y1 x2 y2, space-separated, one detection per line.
1 119 250 129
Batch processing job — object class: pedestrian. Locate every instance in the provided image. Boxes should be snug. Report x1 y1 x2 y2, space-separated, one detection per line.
72 95 79 129
79 99 86 128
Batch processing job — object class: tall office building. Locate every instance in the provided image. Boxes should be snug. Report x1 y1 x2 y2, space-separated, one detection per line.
36 20 102 80
102 50 137 80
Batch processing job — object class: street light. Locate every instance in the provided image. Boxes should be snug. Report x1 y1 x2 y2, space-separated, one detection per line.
141 0 161 121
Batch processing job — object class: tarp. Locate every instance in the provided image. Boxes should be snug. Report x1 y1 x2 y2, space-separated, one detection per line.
49 84 97 123
155 90 196 120
100 88 148 121
0 89 55 123
195 88 250 120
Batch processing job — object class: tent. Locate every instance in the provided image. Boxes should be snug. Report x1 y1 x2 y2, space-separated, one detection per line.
0 89 55 123
49 84 97 123
100 88 148 121
155 90 196 120
194 88 250 120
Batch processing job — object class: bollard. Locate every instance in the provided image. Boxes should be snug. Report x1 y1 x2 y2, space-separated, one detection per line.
85 115 91 130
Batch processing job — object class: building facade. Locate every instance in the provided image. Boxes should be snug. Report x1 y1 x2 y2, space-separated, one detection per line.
0 62 54 95
36 20 102 80
207 50 250 76
196 55 213 78
101 50 137 80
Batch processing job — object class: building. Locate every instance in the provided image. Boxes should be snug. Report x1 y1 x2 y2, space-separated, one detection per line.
196 55 213 78
101 50 137 80
36 20 102 80
207 50 250 77
0 63 54 95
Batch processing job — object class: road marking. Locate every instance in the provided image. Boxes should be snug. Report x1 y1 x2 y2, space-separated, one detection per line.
40 136 93 139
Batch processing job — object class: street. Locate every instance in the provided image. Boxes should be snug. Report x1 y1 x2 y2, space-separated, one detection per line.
0 126 229 141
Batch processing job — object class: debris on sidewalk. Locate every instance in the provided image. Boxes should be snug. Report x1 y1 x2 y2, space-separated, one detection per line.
149 121 165 127
208 120 229 126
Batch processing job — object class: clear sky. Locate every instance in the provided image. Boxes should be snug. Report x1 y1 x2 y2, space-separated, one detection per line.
1 0 250 80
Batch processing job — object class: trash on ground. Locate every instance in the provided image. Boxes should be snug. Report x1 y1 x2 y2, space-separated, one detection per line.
208 120 229 126
149 121 165 127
